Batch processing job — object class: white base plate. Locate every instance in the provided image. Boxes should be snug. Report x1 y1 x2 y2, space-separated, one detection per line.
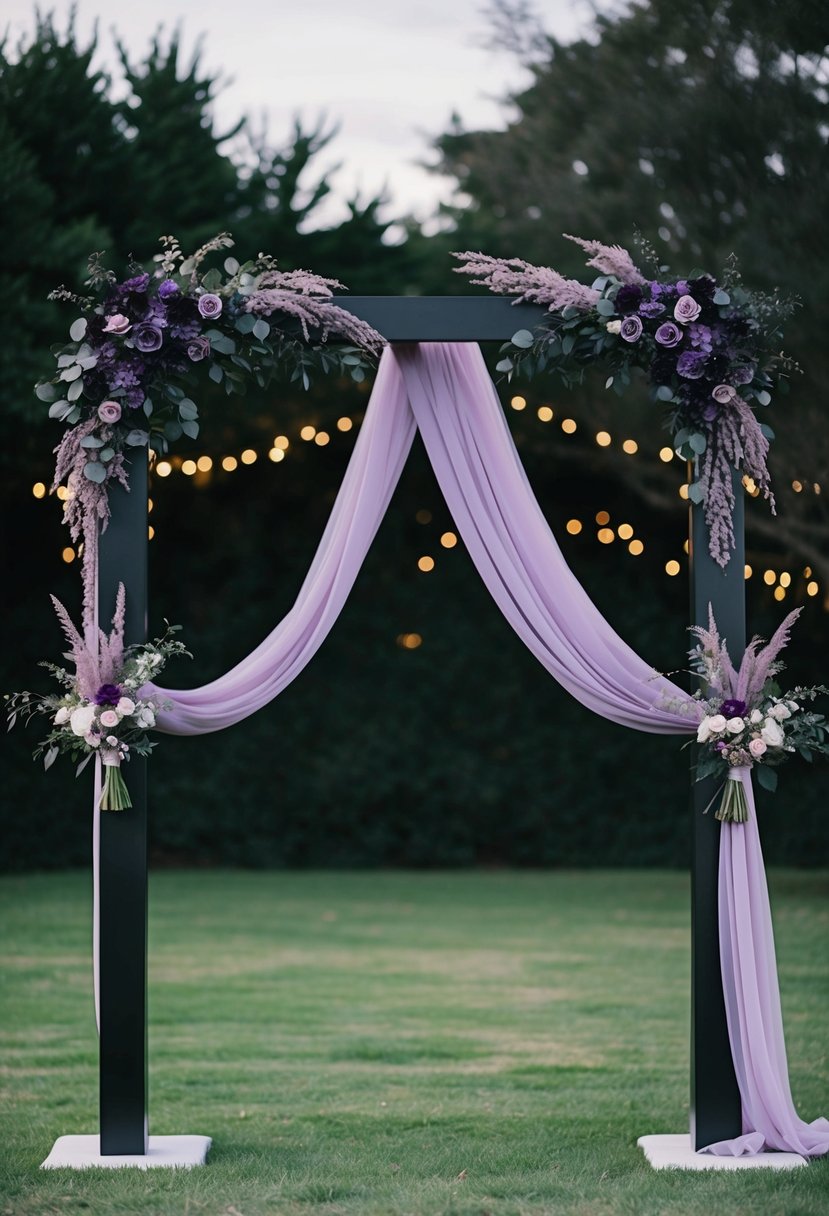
638 1134 807 1171
41 1134 212 1170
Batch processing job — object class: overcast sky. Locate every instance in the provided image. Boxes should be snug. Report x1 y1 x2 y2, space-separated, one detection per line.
4 0 601 226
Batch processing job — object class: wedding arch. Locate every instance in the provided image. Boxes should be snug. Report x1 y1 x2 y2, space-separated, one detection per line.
23 240 828 1171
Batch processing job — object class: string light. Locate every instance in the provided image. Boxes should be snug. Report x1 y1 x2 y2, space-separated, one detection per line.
56 485 69 501
617 523 634 540
561 418 577 433
744 564 752 579
804 566 812 578
566 519 582 535
268 448 285 463
61 546 75 563
792 480 802 492
240 449 257 465
628 539 644 556
779 572 791 588
314 431 330 446
181 460 197 476
196 455 213 472
678 484 689 500
156 461 172 478
440 532 457 549
622 439 638 455
537 406 553 422
300 425 316 441
397 633 423 649
665 560 680 576
273 435 290 449
222 456 238 471
595 511 610 525
659 447 674 462
148 526 155 540
32 482 46 499
417 556 435 572
596 431 612 447
597 527 615 544
807 581 819 597
763 570 776 586
774 586 786 601
147 498 154 513
510 395 526 411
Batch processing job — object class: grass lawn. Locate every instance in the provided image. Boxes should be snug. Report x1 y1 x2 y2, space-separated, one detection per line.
0 868 827 1215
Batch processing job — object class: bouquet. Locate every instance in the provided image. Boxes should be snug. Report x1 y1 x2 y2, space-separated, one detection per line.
5 586 188 810
689 608 828 822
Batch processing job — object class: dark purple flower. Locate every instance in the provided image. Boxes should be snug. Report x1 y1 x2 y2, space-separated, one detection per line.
702 401 720 422
157 279 179 299
720 699 747 719
688 323 713 352
197 293 223 319
614 284 643 314
639 301 665 318
121 273 150 294
133 323 163 353
655 321 683 348
187 336 211 362
731 364 755 385
677 351 708 379
619 315 643 343
95 684 122 706
714 741 728 753
689 275 717 302
675 280 690 296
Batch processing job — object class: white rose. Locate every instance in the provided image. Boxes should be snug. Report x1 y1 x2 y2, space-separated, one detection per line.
70 704 96 737
769 703 791 721
117 697 136 716
605 320 622 334
697 716 713 743
708 714 727 734
761 718 785 748
54 706 71 726
135 705 156 729
749 709 763 725
725 716 745 734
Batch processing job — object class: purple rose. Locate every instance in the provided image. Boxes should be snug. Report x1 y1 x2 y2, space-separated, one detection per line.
95 683 122 706
719 699 747 719
157 279 179 299
121 273 149 294
731 365 754 385
187 336 211 362
654 321 683 348
619 315 643 343
638 301 665 318
97 400 122 424
133 323 163 352
674 294 701 324
676 351 708 379
103 313 131 335
712 384 737 404
197 293 223 319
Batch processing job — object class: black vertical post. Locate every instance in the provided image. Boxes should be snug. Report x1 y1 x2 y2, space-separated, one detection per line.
688 470 744 1149
97 454 149 1155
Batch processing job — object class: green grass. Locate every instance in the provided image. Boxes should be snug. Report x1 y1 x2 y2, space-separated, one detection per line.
1 869 827 1215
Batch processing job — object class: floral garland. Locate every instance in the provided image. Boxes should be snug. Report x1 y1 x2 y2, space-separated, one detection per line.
37 233 386 629
5 587 188 810
453 235 798 568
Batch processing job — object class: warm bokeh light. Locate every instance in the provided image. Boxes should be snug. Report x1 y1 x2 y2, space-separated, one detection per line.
336 417 353 432
241 449 257 465
595 510 610 525
273 435 290 449
597 527 615 544
566 519 582 535
659 447 674 462
155 461 172 477
222 456 238 472
773 586 786 601
628 539 645 556
196 455 213 472
804 566 812 578
596 431 611 447
617 523 634 540
440 532 457 549
415 509 432 524
61 546 75 563
417 556 435 572
678 484 689 500
792 480 802 492
148 525 155 540
510 395 526 411
314 431 330 446
807 581 819 597
665 560 681 576
268 448 285 463
56 485 69 501
397 632 423 650
561 418 577 434
763 570 776 586
779 572 791 588
32 482 46 499
181 459 197 476
744 565 752 579
537 405 554 422
683 539 690 554
300 425 316 441
622 439 638 455
815 482 822 494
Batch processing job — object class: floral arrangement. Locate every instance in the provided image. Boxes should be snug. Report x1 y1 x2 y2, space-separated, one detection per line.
453 235 798 568
37 233 386 626
686 608 828 822
5 586 188 810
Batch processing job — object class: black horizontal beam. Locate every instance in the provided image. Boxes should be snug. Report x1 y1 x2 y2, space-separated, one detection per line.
330 296 546 342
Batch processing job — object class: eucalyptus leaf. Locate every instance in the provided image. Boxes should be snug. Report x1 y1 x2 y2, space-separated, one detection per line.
201 268 222 291
83 461 106 483
44 746 60 771
689 433 707 454
687 481 706 504
511 329 535 349
209 363 224 383
69 317 88 341
755 765 778 793
80 435 104 449
760 424 775 440
77 355 99 370
224 256 240 275
67 407 81 424
713 290 730 306
495 358 514 373
181 420 199 439
143 400 154 417
164 420 183 441
235 313 257 334
99 447 115 463
76 752 94 777
60 364 82 382
48 400 72 420
179 258 195 275
674 427 692 446
561 334 575 355
756 390 771 406
67 378 84 401
656 385 675 401
596 298 616 316
125 429 149 446
252 318 270 341
178 399 199 420
605 376 614 389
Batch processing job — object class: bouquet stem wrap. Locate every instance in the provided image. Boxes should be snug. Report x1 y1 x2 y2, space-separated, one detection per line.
716 766 750 823
100 754 131 811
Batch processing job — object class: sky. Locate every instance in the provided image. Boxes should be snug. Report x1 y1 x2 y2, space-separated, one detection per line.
3 0 602 228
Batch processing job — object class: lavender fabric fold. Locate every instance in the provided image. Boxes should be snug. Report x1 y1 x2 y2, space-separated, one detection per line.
147 342 825 1158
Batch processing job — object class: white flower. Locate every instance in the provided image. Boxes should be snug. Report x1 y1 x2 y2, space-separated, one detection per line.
70 704 96 737
106 734 119 746
749 709 763 725
605 319 622 334
54 706 71 726
117 697 136 716
708 714 727 734
769 703 791 721
786 701 799 712
135 704 156 729
761 718 785 747
725 716 745 734
697 716 713 743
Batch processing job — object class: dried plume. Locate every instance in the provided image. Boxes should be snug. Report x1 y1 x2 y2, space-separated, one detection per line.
451 251 600 311
563 234 646 285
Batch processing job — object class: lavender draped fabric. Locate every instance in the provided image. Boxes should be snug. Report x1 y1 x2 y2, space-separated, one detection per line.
144 342 824 1158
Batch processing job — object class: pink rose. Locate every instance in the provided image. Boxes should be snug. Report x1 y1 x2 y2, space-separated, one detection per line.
100 709 120 728
674 294 701 324
749 738 767 759
712 384 736 405
98 400 122 424
103 314 131 335
84 732 101 748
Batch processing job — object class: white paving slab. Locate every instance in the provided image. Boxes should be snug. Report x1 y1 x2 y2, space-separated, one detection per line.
42 1134 211 1170
638 1134 807 1171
